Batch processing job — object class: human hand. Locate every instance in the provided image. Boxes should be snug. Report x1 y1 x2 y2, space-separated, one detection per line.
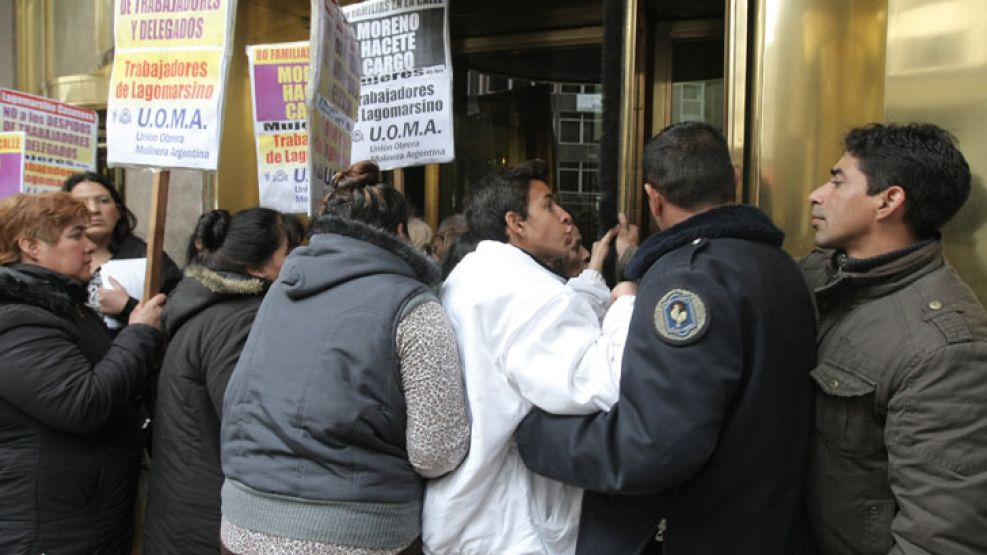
588 227 618 273
615 213 639 260
128 293 166 330
611 281 638 303
99 276 132 316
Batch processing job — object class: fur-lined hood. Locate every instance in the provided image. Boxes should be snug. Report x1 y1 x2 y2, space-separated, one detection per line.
161 266 268 337
282 216 440 301
0 264 87 317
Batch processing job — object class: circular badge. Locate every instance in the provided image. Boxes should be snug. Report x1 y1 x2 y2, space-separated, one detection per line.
653 288 709 345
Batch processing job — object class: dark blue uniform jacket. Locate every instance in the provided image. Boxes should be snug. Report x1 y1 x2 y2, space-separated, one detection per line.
516 205 817 554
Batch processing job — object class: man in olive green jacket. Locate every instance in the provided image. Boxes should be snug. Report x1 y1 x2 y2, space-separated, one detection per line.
800 123 987 555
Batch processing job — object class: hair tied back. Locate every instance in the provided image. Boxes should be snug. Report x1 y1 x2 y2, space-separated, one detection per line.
200 209 232 252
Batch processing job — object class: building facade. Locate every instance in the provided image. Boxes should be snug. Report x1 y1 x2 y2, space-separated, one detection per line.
6 0 987 304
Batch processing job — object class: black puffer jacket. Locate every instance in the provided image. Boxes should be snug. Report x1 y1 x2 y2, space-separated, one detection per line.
143 266 268 555
0 264 163 554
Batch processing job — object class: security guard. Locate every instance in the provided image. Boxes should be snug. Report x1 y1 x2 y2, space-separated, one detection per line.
515 122 817 554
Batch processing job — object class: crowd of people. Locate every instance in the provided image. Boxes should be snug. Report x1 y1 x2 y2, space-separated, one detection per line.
0 121 985 555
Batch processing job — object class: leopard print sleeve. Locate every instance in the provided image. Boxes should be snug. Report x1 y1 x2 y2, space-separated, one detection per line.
396 298 470 479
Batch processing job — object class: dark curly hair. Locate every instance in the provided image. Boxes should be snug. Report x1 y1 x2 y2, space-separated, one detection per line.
317 160 409 234
844 123 971 238
62 172 137 253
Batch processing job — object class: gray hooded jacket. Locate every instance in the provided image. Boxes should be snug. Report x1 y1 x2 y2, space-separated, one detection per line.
221 216 440 550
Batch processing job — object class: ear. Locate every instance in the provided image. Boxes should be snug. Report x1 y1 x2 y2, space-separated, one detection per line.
17 236 40 262
504 210 525 240
644 183 663 221
875 185 907 222
245 265 267 280
396 222 407 241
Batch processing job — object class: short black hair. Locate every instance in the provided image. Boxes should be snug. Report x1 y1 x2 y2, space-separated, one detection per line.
62 171 138 253
844 123 971 238
466 159 549 242
643 122 734 210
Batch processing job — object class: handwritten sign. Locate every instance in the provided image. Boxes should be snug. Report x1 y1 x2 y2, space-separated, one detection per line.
0 131 26 198
248 42 311 213
308 0 361 215
0 90 98 193
343 0 454 170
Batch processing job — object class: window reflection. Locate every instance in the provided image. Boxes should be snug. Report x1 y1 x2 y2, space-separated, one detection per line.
669 38 724 131
671 79 723 128
449 69 604 244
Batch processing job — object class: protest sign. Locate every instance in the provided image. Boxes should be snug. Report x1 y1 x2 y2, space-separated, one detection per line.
107 0 236 170
247 42 310 213
308 0 361 215
0 132 26 199
0 89 98 193
343 0 454 171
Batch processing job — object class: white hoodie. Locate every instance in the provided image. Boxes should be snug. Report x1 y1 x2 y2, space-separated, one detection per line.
423 241 632 555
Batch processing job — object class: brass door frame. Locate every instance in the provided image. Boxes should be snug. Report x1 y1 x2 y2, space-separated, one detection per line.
14 0 43 94
617 0 647 223
725 0 749 203
646 6 750 212
455 26 603 54
644 18 726 232
649 19 723 133
447 27 605 225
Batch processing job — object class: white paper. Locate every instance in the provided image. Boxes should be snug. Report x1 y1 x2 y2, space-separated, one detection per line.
99 258 147 329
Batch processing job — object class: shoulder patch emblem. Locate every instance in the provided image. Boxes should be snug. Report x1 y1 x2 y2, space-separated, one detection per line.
653 288 709 345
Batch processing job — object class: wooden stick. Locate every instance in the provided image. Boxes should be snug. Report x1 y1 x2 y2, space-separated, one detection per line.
425 164 439 229
143 170 170 301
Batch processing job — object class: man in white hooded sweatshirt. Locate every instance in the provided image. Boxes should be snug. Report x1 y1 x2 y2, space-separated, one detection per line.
422 160 635 555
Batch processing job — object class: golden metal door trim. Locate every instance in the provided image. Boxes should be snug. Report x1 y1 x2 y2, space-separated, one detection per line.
650 23 673 137
618 0 645 220
746 0 767 208
725 0 748 203
649 17 729 202
425 164 440 230
650 19 724 134
15 0 43 94
668 19 723 40
455 26 604 55
42 0 54 95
